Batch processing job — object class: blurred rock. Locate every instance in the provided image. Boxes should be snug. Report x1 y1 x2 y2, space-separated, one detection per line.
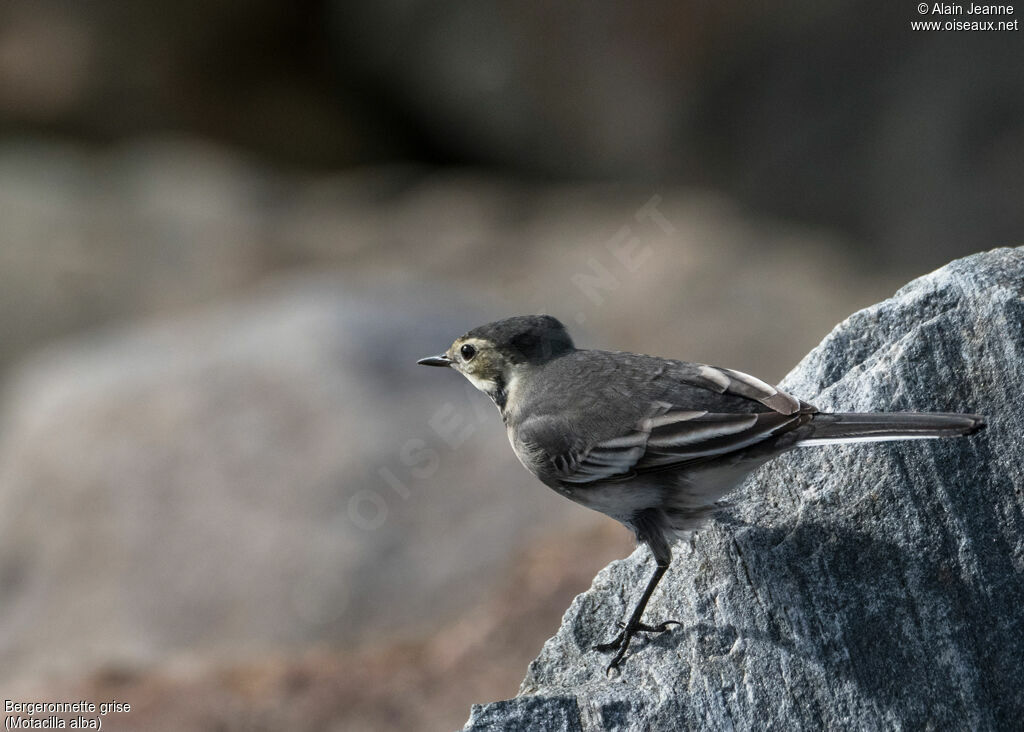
464 247 1024 730
0 0 367 167
1 0 1019 263
10 523 632 732
0 139 268 373
0 274 602 686
0 138 914 383
329 1 1024 264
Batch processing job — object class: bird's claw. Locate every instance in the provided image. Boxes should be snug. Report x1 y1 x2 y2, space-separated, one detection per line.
593 631 625 652
594 618 682 672
605 647 628 676
633 619 681 633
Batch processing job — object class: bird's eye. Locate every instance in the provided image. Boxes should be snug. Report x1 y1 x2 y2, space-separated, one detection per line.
461 344 477 361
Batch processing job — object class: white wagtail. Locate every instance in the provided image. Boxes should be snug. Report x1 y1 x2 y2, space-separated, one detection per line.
418 315 985 672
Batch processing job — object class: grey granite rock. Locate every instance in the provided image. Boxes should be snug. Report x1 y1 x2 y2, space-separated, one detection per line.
463 247 1024 731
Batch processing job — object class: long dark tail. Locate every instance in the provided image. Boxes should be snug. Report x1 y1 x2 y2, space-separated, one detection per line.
798 412 986 446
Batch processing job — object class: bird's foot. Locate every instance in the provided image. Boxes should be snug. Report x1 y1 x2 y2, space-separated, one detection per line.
594 618 681 674
633 620 681 633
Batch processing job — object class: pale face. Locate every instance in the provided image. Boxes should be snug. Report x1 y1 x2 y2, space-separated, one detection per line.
444 337 535 418
446 336 510 396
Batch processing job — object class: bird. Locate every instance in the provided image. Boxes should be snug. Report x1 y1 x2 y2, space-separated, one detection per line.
417 315 985 673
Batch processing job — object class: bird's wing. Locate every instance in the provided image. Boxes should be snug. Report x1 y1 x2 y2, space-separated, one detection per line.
514 356 812 485
518 403 808 486
678 363 803 416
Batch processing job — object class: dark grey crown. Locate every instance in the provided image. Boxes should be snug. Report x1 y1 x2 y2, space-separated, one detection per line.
465 315 575 364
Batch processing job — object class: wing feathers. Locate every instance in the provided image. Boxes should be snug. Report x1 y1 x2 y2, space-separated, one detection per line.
596 433 650 449
641 412 798 463
646 413 758 448
585 447 645 465
696 365 731 390
694 365 801 415
558 409 802 484
520 358 810 487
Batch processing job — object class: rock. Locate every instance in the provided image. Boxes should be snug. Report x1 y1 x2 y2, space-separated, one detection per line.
463 247 1024 731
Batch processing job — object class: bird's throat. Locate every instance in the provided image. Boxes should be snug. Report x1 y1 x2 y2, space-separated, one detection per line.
462 370 507 411
490 374 508 412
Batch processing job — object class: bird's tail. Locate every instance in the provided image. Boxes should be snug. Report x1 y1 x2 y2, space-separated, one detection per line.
798 412 986 447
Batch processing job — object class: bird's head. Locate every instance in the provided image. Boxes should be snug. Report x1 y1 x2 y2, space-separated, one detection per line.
417 315 574 406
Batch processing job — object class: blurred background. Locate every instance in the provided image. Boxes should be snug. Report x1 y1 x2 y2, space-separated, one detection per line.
0 1 1021 729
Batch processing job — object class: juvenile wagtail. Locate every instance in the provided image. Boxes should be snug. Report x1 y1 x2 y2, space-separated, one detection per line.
417 315 985 673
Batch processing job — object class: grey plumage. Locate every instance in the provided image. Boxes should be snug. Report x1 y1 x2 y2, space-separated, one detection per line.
417 315 985 672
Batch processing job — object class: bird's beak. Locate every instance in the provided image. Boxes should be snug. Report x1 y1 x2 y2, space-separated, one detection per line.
417 354 453 367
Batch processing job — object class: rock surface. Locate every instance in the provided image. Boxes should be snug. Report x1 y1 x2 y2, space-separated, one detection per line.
464 247 1024 731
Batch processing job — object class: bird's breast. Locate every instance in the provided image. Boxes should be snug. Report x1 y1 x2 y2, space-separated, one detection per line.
506 427 541 476
557 478 665 524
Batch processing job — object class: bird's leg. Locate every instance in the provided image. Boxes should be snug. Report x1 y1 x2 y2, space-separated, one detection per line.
594 560 680 673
